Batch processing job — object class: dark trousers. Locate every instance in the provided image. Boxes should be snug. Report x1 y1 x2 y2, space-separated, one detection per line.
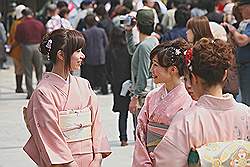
119 110 128 141
238 63 250 106
81 64 108 94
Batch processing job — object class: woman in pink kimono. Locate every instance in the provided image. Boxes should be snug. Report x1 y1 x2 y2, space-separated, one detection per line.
154 38 250 167
23 29 111 167
132 38 195 167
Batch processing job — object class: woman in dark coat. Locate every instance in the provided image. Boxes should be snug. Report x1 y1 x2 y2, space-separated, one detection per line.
106 26 131 146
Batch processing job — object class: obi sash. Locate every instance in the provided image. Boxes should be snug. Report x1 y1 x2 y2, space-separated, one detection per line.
146 121 169 152
188 140 250 167
59 107 92 142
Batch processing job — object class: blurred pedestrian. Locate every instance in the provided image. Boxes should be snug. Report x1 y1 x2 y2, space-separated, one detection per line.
125 9 159 137
0 12 7 70
58 7 73 29
81 14 109 95
222 0 250 105
7 4 26 93
186 16 214 44
23 29 111 167
106 26 131 146
160 4 191 43
15 8 46 99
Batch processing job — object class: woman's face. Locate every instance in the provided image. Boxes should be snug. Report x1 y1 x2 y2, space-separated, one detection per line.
150 56 172 85
184 71 198 100
70 48 85 71
186 29 194 43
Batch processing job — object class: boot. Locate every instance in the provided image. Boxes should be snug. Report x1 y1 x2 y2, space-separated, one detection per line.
15 75 24 93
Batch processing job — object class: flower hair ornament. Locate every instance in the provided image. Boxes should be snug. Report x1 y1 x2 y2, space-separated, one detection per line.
46 39 52 53
166 47 182 65
184 48 193 71
45 39 52 60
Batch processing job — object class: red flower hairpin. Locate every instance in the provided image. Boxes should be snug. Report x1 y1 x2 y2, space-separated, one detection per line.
184 48 193 65
184 48 193 71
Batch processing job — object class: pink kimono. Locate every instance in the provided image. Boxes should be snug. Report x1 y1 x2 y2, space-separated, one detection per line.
132 83 194 167
23 72 111 167
154 94 250 167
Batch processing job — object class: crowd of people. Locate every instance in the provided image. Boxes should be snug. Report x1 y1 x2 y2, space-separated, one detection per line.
0 0 250 166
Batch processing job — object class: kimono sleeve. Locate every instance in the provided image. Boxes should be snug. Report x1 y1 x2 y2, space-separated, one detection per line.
132 94 153 167
87 82 111 158
28 89 74 166
154 118 190 167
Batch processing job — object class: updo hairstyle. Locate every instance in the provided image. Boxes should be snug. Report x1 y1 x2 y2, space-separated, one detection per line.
150 38 192 76
191 38 233 86
40 29 85 69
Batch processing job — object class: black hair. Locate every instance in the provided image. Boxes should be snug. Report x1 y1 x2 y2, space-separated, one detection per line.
59 7 70 18
84 14 98 27
175 4 191 27
137 24 154 35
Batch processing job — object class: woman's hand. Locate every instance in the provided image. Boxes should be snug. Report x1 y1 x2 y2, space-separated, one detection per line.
129 96 139 113
89 153 102 167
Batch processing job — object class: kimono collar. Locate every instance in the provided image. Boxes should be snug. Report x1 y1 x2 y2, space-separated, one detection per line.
197 93 236 110
42 72 71 87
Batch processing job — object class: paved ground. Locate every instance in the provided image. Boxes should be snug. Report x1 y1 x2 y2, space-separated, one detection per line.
0 62 135 167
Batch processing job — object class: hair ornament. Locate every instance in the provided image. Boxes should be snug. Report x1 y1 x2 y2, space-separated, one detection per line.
46 39 52 53
184 48 193 71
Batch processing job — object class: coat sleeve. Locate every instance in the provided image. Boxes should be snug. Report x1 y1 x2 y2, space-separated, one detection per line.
27 89 74 166
87 82 112 158
134 45 150 95
154 118 190 167
132 95 153 167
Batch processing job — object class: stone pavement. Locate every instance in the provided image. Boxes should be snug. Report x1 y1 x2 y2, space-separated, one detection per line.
0 64 135 167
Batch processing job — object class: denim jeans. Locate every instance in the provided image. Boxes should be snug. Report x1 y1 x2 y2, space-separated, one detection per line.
119 111 128 141
238 63 250 106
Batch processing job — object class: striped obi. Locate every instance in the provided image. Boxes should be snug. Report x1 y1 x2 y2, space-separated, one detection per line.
146 121 169 152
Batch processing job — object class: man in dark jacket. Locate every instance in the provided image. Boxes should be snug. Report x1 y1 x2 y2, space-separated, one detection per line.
81 14 109 94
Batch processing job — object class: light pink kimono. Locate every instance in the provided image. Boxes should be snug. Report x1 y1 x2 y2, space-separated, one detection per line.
132 83 194 167
23 72 111 167
154 94 250 167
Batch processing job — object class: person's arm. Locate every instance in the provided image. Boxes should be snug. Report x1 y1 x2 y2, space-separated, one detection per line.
134 45 150 96
231 29 250 47
0 23 7 43
87 81 111 162
15 24 23 44
225 23 250 47
27 90 76 166
132 95 153 167
125 29 137 55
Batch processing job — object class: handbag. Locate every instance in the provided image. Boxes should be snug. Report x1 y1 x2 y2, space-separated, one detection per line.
188 140 250 167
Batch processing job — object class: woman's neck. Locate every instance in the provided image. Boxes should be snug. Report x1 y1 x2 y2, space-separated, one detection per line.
51 64 69 80
164 78 182 92
202 85 223 97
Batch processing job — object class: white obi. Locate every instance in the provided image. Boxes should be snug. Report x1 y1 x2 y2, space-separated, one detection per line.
59 108 92 142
